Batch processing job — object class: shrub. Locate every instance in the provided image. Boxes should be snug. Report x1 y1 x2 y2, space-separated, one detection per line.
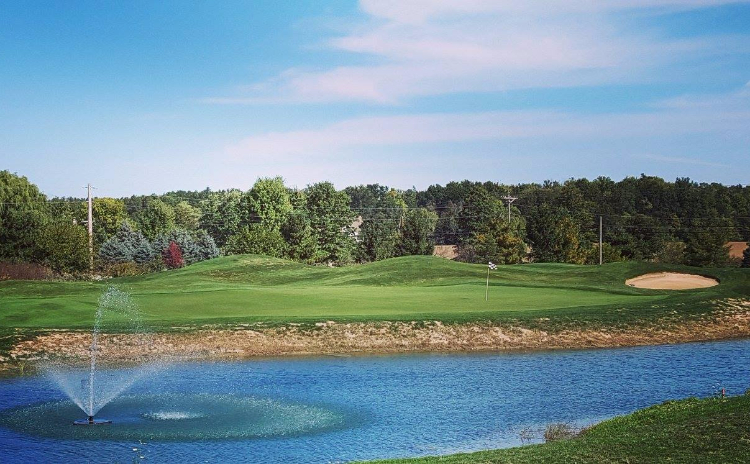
0 262 53 280
34 221 90 273
162 241 184 269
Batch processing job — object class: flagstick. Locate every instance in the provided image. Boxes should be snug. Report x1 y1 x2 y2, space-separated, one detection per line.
485 267 489 302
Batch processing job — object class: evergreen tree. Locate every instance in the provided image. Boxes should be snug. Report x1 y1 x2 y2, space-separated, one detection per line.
132 240 155 264
152 229 202 264
99 222 149 263
194 229 220 261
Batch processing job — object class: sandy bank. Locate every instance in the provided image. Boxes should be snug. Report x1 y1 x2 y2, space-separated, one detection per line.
3 299 748 375
626 272 719 290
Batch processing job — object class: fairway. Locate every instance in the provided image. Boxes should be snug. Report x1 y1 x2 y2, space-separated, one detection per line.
1 255 747 330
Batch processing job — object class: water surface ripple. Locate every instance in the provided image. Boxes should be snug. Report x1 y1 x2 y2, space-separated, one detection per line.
0 339 748 462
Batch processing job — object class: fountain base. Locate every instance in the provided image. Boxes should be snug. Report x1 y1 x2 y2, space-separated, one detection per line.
73 416 112 425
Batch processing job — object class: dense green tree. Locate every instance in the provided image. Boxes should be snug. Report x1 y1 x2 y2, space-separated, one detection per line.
684 219 731 267
73 197 127 247
200 190 243 247
460 218 526 264
0 171 48 260
305 182 356 264
34 221 89 273
225 225 286 258
173 201 201 230
281 212 323 263
358 188 406 262
528 207 588 264
134 198 175 239
400 208 439 255
460 184 502 237
242 177 293 231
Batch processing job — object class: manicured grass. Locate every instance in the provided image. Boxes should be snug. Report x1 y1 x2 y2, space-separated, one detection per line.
370 394 750 463
0 255 748 330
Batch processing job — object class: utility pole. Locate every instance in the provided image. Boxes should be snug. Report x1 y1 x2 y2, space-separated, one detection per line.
501 196 518 222
86 184 94 273
599 215 603 265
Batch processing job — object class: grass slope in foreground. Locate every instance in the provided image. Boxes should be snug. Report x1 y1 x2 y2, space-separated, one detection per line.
0 255 748 330
371 394 750 464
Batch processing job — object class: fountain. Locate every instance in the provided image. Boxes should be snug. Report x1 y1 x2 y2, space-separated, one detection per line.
40 287 159 426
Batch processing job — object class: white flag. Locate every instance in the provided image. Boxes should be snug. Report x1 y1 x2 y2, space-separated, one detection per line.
488 262 497 270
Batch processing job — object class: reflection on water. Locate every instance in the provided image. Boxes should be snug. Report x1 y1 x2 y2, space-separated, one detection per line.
0 339 748 463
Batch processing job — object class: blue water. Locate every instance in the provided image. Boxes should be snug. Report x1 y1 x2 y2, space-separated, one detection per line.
0 339 749 463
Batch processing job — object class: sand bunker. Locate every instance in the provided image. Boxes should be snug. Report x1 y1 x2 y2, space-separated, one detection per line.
626 272 718 290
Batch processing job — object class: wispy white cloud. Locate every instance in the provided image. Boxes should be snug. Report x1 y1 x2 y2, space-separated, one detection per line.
226 84 750 159
205 0 750 105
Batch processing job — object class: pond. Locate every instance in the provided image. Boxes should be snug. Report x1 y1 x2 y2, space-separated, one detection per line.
0 339 748 463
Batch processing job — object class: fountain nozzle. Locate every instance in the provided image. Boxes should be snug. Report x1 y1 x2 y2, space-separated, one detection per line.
88 416 94 424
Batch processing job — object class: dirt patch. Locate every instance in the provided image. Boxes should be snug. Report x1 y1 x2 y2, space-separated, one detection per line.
626 272 719 290
4 299 749 375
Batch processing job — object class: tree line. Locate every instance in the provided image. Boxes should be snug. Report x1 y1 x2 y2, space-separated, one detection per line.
1 170 749 276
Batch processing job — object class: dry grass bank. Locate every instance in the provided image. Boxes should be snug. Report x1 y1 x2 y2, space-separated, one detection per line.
3 299 748 375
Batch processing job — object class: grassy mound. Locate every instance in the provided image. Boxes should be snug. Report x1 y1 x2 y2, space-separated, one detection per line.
370 394 750 463
0 255 747 329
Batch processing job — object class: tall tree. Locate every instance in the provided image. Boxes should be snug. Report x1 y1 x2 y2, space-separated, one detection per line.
461 218 526 264
173 201 201 230
76 197 127 246
358 188 406 262
200 190 243 247
305 182 356 264
399 208 439 256
242 177 293 231
0 171 48 260
134 198 175 239
281 212 323 263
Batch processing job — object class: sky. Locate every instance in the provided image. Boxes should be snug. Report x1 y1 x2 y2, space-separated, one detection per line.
1 0 749 197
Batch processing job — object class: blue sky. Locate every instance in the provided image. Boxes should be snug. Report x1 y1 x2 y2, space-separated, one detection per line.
1 0 749 197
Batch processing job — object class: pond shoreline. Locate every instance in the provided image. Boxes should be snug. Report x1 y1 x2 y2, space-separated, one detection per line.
3 298 749 376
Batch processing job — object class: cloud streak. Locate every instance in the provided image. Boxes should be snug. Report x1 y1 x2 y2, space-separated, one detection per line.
206 0 750 104
226 84 750 159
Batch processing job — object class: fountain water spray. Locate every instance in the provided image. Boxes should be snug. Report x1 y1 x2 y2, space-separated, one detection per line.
39 286 161 425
